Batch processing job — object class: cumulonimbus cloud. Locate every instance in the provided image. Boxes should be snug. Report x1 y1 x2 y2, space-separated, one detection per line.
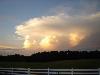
15 12 100 51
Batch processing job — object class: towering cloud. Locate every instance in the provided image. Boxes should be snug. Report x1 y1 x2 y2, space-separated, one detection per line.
15 11 100 51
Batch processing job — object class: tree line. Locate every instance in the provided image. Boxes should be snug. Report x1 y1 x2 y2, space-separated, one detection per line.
0 50 100 62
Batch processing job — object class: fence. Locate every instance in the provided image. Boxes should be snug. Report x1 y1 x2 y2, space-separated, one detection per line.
0 68 100 75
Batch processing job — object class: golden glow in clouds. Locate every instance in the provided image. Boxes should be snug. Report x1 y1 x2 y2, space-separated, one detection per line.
69 32 85 47
40 35 57 50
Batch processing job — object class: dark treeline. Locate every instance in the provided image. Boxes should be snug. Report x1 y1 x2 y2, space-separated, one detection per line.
0 50 100 62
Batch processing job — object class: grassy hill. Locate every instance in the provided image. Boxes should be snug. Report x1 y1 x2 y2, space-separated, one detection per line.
0 59 100 69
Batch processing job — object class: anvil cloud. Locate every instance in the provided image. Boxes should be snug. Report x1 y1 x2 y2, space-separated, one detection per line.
15 12 100 51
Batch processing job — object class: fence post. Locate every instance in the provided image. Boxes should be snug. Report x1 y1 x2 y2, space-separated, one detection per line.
11 64 13 75
71 68 74 75
48 67 50 75
12 67 13 75
99 68 100 75
28 68 30 75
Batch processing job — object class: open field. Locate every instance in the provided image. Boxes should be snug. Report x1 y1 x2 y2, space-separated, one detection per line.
0 59 100 69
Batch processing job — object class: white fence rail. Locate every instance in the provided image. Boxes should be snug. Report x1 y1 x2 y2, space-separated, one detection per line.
0 68 100 75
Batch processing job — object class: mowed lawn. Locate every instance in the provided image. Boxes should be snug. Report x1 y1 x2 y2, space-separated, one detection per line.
0 59 100 69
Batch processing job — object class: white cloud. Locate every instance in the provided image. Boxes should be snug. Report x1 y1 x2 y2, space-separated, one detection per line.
15 12 100 51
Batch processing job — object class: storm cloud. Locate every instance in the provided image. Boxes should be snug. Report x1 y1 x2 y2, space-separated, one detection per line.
15 11 100 51
15 0 100 51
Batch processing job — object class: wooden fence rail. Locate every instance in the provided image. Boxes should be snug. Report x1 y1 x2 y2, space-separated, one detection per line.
0 68 100 75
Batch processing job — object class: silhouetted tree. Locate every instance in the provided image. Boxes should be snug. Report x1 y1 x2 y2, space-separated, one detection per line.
0 50 100 62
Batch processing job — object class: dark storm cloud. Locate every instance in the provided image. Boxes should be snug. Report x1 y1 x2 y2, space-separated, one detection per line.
76 32 100 49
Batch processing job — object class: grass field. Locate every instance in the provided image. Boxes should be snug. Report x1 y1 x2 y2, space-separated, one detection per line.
0 59 100 69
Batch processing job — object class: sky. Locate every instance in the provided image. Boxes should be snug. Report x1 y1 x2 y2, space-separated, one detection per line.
0 0 100 55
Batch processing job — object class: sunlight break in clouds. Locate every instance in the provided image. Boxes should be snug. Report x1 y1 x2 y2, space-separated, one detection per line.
15 12 100 51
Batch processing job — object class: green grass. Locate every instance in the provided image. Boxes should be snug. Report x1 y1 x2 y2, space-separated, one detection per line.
0 59 100 69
